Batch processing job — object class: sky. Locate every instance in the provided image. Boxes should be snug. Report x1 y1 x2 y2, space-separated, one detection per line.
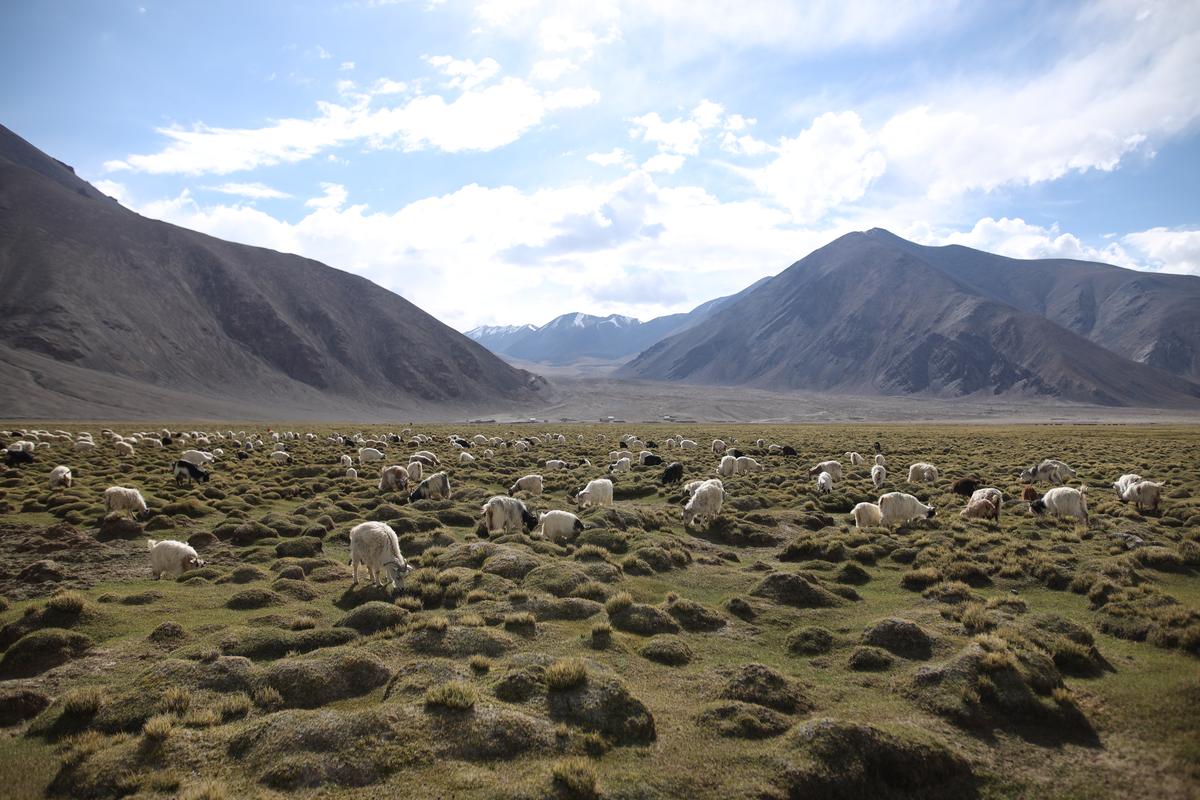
2 0 1199 331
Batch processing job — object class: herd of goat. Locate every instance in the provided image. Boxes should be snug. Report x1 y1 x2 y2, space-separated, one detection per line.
3 426 1168 591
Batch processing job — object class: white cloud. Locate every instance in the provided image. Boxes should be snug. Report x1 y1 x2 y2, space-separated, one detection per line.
339 61 355 71
586 147 633 167
92 179 129 204
305 182 349 209
642 153 685 173
371 78 408 95
878 3 1200 198
205 182 292 200
1122 227 1200 276
424 55 502 90
935 217 1135 266
129 172 826 329
744 111 886 221
530 57 576 82
104 68 599 175
315 45 332 60
629 100 725 157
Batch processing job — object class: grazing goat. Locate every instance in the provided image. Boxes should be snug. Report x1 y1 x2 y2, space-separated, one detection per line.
1031 487 1088 526
349 521 413 588
683 479 723 527
1121 480 1163 512
509 474 544 496
660 462 684 485
48 465 73 490
147 539 204 579
871 464 886 490
878 492 935 528
808 460 843 481
960 498 999 521
575 478 614 509
539 509 584 543
409 472 451 502
950 477 980 496
852 502 883 528
379 465 410 493
906 463 939 484
481 495 538 536
1021 459 1077 484
173 459 210 485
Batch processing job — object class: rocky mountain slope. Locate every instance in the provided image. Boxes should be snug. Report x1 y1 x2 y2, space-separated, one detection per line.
0 125 546 420
620 230 1200 407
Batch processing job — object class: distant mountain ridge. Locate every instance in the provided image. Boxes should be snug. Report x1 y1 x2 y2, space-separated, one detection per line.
0 124 546 419
620 229 1200 407
467 278 770 365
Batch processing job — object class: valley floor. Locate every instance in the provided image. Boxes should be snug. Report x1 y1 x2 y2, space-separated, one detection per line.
0 423 1197 799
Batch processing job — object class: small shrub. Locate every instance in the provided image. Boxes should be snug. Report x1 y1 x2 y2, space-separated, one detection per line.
469 655 491 673
46 591 86 615
590 622 612 650
901 568 942 590
504 611 537 631
253 686 283 710
551 757 599 799
959 603 993 633
545 658 588 691
410 615 449 632
161 686 193 715
425 680 478 711
182 708 220 728
61 687 104 719
217 692 252 721
605 592 633 615
143 713 175 741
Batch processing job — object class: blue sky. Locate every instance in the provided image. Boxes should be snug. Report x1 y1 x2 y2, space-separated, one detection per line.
2 0 1198 330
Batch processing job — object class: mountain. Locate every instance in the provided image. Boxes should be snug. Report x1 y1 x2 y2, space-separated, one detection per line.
467 278 771 365
0 124 546 420
620 230 1200 407
464 324 538 354
864 229 1200 383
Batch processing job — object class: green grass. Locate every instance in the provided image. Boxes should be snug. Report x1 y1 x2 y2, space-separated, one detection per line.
0 422 1196 798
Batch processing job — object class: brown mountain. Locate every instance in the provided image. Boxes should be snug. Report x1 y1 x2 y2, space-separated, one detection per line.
0 124 546 420
620 229 1200 407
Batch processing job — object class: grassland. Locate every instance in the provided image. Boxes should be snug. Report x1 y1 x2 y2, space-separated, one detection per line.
0 422 1197 799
